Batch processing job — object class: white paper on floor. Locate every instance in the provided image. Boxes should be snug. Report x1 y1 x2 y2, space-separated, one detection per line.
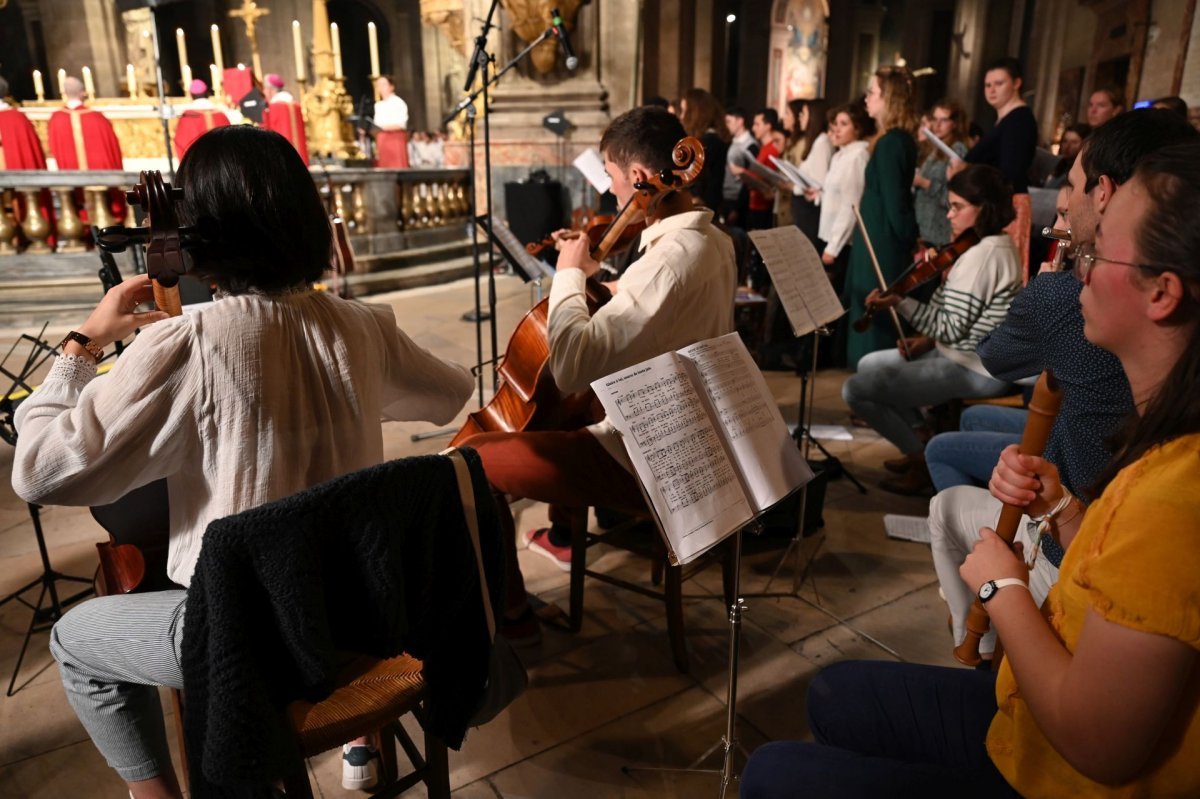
884 514 931 544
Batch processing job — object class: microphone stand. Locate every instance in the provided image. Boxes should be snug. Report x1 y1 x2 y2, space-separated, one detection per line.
441 4 565 406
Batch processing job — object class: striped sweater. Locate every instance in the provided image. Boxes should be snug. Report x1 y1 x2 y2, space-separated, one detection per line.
897 234 1021 376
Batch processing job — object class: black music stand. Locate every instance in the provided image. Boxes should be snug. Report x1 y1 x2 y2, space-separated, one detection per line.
0 331 95 695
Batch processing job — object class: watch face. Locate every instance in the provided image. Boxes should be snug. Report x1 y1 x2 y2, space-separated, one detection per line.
979 581 997 602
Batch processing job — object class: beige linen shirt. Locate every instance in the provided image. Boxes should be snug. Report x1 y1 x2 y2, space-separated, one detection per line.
13 290 473 586
546 208 737 466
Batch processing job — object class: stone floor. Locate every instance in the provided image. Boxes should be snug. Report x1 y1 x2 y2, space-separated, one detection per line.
0 273 955 797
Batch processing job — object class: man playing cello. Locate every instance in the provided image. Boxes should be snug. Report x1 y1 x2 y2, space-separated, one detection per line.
463 105 738 642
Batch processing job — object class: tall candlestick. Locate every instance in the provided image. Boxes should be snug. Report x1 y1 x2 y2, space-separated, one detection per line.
82 66 96 98
33 70 45 101
210 24 225 74
210 64 221 96
182 65 193 95
176 28 189 81
292 20 305 82
368 21 380 78
56 68 66 98
127 63 137 97
331 23 343 80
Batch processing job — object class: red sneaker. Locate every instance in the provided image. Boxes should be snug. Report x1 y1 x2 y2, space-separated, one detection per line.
524 527 572 572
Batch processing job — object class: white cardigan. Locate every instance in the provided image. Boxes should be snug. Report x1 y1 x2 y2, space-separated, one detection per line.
817 140 869 258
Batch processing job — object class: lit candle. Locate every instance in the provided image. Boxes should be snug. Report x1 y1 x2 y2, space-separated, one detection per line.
210 64 221 96
82 66 96 98
331 23 343 80
33 69 45 101
210 24 224 74
368 22 380 78
292 20 305 82
127 63 137 97
176 28 189 81
56 68 66 98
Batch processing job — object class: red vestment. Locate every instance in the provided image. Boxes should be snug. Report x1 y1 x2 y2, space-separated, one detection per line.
47 106 123 170
262 101 309 165
375 130 409 168
175 109 232 160
0 108 48 170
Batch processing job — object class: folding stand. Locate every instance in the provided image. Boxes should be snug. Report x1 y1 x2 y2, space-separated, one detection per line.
1 331 95 695
623 524 758 799
0 504 95 695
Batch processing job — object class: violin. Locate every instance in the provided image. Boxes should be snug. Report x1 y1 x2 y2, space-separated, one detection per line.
451 136 706 446
91 171 198 595
525 213 648 259
853 228 981 334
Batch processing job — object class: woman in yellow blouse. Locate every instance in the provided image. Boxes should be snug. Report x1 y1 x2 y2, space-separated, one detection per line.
741 141 1200 798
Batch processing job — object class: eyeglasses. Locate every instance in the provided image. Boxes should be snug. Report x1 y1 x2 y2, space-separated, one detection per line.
947 201 975 214
1075 245 1161 283
931 116 953 123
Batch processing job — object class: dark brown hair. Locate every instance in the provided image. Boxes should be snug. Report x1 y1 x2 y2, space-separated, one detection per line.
680 87 731 144
600 105 689 174
1088 141 1200 495
947 164 1014 236
830 101 874 141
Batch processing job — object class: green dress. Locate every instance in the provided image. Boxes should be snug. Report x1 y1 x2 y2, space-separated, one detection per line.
842 128 918 369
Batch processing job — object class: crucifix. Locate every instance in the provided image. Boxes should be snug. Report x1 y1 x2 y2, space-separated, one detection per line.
229 0 271 81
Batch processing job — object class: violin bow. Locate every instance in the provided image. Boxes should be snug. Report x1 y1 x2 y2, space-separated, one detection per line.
851 204 912 360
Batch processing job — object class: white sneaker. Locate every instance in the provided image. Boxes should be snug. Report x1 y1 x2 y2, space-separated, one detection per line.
341 743 379 791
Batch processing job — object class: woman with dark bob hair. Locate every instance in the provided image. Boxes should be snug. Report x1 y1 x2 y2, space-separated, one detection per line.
11 125 473 798
841 164 1021 494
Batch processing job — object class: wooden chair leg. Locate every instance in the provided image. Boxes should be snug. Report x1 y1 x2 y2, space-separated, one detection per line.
424 731 450 799
168 689 189 795
664 564 689 673
568 507 588 632
378 723 400 784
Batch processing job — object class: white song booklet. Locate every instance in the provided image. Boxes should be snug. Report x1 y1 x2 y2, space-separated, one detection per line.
749 226 847 337
592 333 813 565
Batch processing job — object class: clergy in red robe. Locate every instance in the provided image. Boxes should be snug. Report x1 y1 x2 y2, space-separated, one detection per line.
175 79 231 160
261 74 309 165
0 94 48 170
47 77 123 170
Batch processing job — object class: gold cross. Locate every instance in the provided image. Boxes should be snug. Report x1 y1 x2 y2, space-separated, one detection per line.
229 0 271 80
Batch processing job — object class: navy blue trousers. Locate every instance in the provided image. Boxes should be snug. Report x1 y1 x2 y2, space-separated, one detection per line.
740 661 1022 798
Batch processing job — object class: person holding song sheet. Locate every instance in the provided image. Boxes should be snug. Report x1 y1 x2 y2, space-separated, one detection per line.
742 139 1200 799
842 165 1020 495
914 99 969 248
842 66 920 369
462 106 737 645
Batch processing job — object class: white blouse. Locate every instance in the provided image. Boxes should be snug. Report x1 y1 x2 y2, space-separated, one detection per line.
817 140 870 259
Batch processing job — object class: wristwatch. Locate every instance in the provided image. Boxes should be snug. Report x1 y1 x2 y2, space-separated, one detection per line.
978 578 1028 604
60 331 104 362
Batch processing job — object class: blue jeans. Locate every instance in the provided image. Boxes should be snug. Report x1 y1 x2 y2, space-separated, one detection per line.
842 349 1013 455
926 406 1029 492
740 661 1020 799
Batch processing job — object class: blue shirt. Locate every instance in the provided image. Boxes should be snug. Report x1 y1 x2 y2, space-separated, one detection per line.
977 271 1133 498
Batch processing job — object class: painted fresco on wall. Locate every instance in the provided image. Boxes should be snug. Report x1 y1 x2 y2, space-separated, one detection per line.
771 0 828 109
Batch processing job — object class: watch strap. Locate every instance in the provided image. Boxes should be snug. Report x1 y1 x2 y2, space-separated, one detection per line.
61 331 104 362
981 577 1029 603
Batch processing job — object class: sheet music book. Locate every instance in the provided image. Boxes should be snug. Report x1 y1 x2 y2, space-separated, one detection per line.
476 216 555 282
883 514 931 544
921 127 963 163
592 333 813 565
573 147 613 194
745 157 793 189
769 155 822 191
749 226 847 337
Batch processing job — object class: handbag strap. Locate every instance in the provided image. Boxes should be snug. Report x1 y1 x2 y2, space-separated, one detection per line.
442 447 496 639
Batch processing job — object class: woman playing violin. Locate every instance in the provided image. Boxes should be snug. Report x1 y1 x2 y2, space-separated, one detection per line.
741 139 1200 799
10 126 473 799
842 164 1021 495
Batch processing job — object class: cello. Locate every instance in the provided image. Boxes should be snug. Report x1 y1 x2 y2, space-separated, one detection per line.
90 171 198 594
450 136 706 445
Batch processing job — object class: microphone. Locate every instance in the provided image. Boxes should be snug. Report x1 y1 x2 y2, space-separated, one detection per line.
550 8 578 71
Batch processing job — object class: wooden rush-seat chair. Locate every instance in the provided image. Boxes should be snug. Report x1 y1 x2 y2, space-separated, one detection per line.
281 652 449 798
566 507 737 673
